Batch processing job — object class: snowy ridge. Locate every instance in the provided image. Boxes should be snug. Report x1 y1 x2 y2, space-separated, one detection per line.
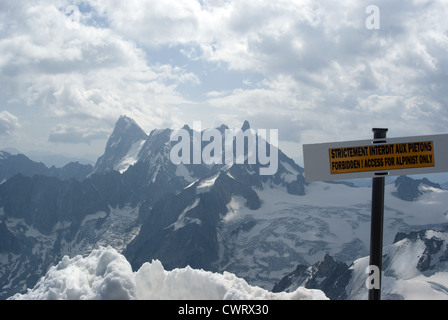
196 172 220 194
275 225 448 300
347 227 448 300
169 198 201 231
9 246 327 300
114 140 146 173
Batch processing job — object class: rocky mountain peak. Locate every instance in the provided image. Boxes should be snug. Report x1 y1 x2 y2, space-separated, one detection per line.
93 115 148 174
272 254 351 300
393 175 441 201
241 120 250 131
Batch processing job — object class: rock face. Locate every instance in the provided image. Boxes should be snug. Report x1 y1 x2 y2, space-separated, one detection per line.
393 175 441 201
124 170 262 271
93 115 148 174
272 254 351 300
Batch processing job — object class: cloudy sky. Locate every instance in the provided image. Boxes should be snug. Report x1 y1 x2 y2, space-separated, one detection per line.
1 0 447 165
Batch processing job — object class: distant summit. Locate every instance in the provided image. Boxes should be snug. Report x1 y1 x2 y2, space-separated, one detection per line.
241 120 250 131
0 150 92 182
93 115 148 173
393 175 442 201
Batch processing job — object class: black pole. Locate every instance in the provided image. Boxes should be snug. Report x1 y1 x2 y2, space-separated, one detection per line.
368 128 388 300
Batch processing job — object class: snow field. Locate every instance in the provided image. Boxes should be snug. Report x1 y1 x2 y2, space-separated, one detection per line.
9 246 328 300
347 230 448 300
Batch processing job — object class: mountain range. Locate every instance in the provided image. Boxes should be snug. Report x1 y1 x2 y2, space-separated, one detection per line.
0 115 447 299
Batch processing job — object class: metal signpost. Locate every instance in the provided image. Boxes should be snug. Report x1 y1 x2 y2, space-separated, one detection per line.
368 128 388 300
303 130 448 300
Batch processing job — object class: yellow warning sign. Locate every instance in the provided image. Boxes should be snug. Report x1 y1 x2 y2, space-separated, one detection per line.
329 141 434 174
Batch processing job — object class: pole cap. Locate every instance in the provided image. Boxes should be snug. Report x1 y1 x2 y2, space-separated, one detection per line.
372 128 388 133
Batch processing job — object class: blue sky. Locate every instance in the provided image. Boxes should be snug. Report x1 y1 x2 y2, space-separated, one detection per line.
1 0 448 166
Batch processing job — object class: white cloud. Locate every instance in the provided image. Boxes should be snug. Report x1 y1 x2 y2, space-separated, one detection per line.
1 0 448 161
0 111 20 136
0 0 199 134
48 123 109 144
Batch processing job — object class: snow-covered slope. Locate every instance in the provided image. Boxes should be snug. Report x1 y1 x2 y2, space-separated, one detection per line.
347 227 448 300
9 246 327 300
274 225 448 300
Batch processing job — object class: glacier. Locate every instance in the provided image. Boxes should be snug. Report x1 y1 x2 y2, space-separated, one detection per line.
215 180 448 289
